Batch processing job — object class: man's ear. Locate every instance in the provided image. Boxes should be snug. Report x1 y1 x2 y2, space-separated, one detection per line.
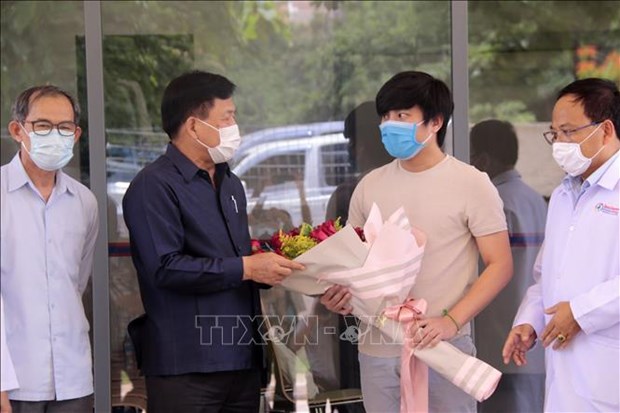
430 115 444 135
182 117 199 140
8 120 25 143
601 118 617 144
74 126 82 142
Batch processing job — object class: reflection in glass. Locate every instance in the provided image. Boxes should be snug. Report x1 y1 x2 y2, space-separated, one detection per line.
100 34 193 408
100 0 451 408
471 119 548 413
1 0 85 174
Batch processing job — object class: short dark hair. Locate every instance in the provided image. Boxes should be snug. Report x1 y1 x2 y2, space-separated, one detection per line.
11 85 80 124
376 71 454 147
470 119 518 167
161 70 236 139
557 78 620 141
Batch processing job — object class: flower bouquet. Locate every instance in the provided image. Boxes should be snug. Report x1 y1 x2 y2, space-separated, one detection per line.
254 204 501 411
252 218 369 296
253 204 427 322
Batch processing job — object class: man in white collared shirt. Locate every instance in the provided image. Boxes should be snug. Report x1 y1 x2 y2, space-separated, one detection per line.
503 78 620 412
1 85 98 412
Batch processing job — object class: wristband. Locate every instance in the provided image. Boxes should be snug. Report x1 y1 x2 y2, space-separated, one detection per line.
442 309 461 332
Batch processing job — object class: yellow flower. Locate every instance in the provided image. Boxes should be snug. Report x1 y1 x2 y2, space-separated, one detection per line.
279 234 318 259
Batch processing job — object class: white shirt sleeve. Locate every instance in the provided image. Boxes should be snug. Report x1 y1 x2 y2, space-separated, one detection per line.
570 275 620 335
78 195 99 294
1 295 18 392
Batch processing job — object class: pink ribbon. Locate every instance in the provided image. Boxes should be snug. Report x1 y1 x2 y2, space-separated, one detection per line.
383 298 429 413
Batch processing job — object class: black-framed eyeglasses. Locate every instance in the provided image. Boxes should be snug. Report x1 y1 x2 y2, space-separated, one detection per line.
542 121 601 145
23 120 78 137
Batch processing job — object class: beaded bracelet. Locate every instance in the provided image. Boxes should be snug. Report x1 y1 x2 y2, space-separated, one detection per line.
442 309 461 333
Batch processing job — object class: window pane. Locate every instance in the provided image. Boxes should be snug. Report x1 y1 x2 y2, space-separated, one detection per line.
101 0 452 402
321 142 355 187
1 1 86 180
469 2 619 412
0 0 98 407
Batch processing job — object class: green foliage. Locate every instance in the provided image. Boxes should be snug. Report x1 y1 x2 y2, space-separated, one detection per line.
100 35 194 132
299 223 313 237
470 101 536 124
1 1 85 128
468 0 620 123
239 1 291 42
2 0 619 145
334 217 342 231
230 1 451 129
233 0 619 128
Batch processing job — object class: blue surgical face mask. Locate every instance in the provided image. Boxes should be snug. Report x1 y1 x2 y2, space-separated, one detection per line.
379 120 432 160
20 124 75 171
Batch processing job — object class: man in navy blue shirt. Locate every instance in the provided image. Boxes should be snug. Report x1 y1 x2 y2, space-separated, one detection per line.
123 71 304 413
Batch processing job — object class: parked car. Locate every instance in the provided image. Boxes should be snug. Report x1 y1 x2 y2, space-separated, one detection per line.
106 136 166 238
231 121 355 239
106 122 353 239
234 121 344 163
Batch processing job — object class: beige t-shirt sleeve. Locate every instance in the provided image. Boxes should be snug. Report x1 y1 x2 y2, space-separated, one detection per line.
347 179 367 229
466 172 508 237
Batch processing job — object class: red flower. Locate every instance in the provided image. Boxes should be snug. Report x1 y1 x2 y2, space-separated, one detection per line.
354 226 366 242
251 239 264 254
249 217 366 257
310 228 329 242
305 219 340 243
269 231 283 254
319 220 339 236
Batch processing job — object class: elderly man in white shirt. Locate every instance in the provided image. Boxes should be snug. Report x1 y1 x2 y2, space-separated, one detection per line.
503 77 620 412
1 85 98 413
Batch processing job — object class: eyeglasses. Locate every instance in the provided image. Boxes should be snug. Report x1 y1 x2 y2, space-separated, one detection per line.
23 120 78 137
542 121 601 145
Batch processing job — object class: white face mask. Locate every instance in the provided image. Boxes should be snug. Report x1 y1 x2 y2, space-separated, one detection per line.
20 124 75 171
194 119 241 164
552 123 604 177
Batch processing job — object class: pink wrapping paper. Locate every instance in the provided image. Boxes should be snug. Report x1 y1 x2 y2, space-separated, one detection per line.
279 203 502 408
384 298 429 413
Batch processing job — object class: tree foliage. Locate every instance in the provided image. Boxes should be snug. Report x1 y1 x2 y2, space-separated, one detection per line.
468 0 620 122
2 0 619 142
1 1 84 127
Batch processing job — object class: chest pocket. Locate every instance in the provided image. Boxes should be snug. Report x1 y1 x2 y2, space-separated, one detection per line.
222 188 250 256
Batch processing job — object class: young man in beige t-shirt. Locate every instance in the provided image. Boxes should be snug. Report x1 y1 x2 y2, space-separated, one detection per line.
321 71 513 413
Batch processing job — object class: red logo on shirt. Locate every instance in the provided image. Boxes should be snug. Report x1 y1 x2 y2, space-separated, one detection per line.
595 202 619 215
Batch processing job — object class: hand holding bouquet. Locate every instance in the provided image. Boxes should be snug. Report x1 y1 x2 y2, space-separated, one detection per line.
251 218 367 296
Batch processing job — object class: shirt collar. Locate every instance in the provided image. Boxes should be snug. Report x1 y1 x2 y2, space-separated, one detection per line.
7 152 73 196
561 150 620 194
593 150 619 191
491 169 520 186
54 169 73 196
165 142 231 183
